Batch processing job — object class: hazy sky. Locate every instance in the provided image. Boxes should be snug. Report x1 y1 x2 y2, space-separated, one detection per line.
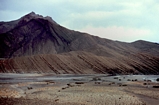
0 0 159 42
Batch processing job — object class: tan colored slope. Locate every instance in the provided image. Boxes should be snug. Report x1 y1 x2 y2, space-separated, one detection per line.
0 51 159 74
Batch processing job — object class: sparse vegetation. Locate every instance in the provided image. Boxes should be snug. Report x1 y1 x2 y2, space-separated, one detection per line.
54 99 59 102
108 83 111 85
45 80 55 85
143 83 147 85
75 82 84 84
143 83 150 85
27 87 33 90
114 77 118 79
112 82 115 84
131 79 137 82
152 86 159 88
67 83 71 86
95 82 100 84
1 74 159 105
122 84 127 86
62 87 68 90
156 78 159 81
118 83 122 86
92 77 101 81
67 83 74 87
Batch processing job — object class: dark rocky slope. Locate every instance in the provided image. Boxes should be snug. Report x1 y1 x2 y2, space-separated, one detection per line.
0 12 159 74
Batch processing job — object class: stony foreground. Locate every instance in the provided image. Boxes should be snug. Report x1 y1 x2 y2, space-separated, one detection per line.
0 74 159 105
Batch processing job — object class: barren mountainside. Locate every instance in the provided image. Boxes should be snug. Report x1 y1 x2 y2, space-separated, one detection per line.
0 12 159 74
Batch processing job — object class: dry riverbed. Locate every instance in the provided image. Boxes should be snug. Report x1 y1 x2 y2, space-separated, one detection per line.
0 74 159 105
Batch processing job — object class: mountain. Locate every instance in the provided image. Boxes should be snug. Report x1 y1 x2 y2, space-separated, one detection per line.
0 12 159 74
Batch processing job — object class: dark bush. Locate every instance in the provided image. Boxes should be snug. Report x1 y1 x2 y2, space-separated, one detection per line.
122 84 127 86
95 82 101 84
143 83 150 85
118 83 122 86
156 78 159 81
62 87 67 90
67 83 71 86
92 77 101 81
153 86 159 88
75 82 84 84
114 77 118 79
112 82 115 84
143 83 147 85
27 87 33 90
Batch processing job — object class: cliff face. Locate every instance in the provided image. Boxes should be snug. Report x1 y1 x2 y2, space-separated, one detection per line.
0 12 159 74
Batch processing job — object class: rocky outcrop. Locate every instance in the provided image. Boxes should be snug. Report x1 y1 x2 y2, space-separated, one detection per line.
0 12 159 74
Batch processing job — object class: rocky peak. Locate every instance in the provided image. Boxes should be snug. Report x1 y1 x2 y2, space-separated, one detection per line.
27 11 36 16
19 12 57 24
19 12 42 23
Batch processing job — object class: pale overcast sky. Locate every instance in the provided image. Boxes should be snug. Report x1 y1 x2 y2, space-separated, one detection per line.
0 0 159 42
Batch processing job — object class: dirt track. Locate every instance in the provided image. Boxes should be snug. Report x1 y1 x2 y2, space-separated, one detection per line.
0 74 159 105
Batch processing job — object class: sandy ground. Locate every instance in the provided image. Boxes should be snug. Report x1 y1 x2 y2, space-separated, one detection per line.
0 74 159 105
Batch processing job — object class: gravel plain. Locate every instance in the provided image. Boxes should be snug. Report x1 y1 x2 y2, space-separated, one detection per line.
0 74 159 105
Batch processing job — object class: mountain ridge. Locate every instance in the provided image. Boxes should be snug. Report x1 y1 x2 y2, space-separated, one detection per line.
0 12 159 74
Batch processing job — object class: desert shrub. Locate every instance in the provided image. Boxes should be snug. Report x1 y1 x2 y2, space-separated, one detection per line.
156 78 159 81
122 84 127 86
62 87 67 90
55 99 59 102
92 77 101 81
118 83 122 86
108 83 111 85
67 83 71 86
95 82 100 84
119 79 121 81
112 82 115 84
132 79 137 82
45 80 55 83
127 79 131 81
143 83 149 85
75 82 84 84
143 83 147 85
67 83 74 87
27 87 33 90
114 77 118 79
153 86 159 88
